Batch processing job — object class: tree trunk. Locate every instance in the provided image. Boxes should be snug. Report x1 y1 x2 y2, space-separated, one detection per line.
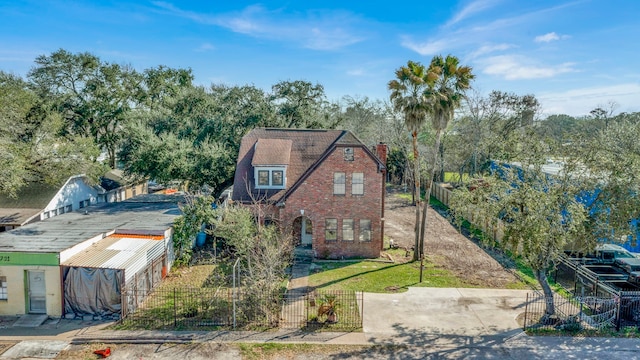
412 130 421 262
535 268 556 316
419 129 442 266
439 140 445 183
108 146 116 169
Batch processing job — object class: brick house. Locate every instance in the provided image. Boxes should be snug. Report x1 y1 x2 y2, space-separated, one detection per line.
231 128 386 259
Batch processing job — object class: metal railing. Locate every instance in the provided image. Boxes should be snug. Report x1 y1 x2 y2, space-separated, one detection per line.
119 286 363 331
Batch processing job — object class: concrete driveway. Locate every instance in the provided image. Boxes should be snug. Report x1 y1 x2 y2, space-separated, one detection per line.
363 287 530 337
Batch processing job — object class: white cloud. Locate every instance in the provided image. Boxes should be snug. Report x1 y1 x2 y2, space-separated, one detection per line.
469 43 513 58
445 0 501 27
400 37 449 56
539 83 640 116
195 43 215 52
401 2 577 57
480 55 576 80
152 2 364 51
535 32 559 42
534 32 569 43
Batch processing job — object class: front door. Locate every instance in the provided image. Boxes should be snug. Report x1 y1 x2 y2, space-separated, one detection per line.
300 217 313 246
27 270 46 314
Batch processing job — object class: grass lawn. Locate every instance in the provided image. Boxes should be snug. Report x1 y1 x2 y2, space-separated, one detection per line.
161 264 218 288
308 260 472 293
443 172 470 183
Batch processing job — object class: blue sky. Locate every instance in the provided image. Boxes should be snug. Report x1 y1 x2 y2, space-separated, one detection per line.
1 0 639 116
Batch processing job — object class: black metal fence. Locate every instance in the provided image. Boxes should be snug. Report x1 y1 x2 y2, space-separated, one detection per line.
539 255 640 330
523 290 640 331
119 286 362 331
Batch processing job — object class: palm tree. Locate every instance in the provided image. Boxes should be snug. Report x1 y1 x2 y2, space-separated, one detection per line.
419 55 475 253
388 61 432 261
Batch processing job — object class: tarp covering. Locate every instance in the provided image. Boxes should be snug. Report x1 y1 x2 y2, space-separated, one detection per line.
63 267 122 318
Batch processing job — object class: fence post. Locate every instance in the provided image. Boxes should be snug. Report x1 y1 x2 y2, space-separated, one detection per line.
361 292 364 328
120 287 126 320
174 288 177 328
233 258 239 330
616 293 622 331
523 293 529 330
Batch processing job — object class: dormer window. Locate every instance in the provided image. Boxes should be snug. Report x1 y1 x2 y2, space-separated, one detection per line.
251 138 292 190
255 167 286 189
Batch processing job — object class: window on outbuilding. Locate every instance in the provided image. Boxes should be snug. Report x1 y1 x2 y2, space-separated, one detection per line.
0 276 7 300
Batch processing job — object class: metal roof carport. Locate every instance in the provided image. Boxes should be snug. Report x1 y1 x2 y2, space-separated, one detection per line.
61 233 167 319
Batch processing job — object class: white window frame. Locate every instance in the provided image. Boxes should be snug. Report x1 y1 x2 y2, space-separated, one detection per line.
325 218 338 241
359 219 372 242
352 173 364 195
254 166 287 189
343 219 354 241
333 172 346 195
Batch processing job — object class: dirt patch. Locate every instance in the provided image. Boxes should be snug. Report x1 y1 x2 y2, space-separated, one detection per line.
383 190 521 288
57 342 240 360
0 342 16 356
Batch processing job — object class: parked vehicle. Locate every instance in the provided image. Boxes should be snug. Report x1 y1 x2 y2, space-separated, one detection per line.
614 257 640 284
565 244 638 265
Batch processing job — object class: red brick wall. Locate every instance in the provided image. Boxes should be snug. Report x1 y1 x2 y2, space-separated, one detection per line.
280 146 383 259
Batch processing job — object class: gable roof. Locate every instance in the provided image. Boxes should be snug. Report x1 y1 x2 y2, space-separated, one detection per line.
0 181 66 227
232 128 383 203
100 169 142 191
0 182 60 210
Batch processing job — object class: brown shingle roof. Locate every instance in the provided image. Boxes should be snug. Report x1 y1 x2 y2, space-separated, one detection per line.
251 139 292 165
232 128 383 203
232 128 344 202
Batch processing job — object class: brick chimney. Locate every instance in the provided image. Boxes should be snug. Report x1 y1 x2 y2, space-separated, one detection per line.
376 142 388 171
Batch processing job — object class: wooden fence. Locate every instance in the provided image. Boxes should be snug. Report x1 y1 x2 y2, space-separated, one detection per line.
431 182 505 243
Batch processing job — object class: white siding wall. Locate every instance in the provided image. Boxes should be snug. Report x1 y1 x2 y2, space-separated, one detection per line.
41 177 99 220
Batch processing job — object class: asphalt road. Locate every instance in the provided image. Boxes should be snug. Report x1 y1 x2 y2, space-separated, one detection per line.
1 288 640 359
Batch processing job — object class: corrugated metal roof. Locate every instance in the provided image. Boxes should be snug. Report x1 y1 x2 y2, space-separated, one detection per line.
61 234 164 271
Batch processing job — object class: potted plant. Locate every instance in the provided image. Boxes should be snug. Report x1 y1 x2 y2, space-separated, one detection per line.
317 294 340 324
